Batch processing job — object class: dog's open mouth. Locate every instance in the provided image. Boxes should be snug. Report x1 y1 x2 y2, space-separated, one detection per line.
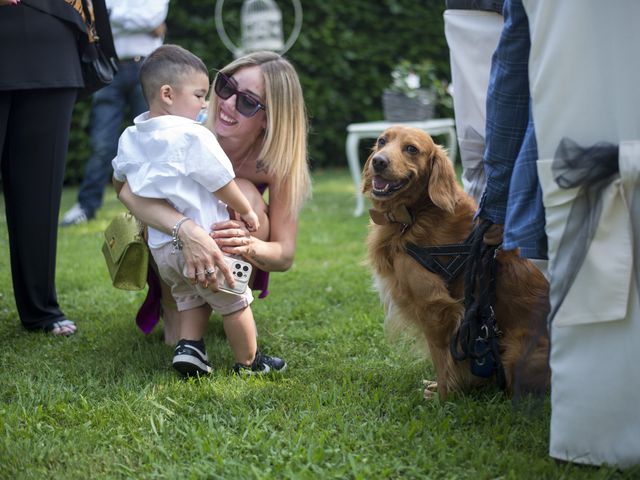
372 175 410 197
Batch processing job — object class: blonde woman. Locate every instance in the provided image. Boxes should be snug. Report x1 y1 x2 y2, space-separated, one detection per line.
117 51 311 374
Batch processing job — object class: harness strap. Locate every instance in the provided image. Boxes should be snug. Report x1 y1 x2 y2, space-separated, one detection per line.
406 242 473 283
450 221 507 390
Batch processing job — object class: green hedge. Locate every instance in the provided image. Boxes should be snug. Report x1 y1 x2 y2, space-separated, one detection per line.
65 0 451 183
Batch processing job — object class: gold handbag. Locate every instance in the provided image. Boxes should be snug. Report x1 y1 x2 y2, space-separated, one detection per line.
101 212 148 290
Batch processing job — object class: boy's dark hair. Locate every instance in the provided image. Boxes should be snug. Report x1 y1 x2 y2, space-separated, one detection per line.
139 44 209 103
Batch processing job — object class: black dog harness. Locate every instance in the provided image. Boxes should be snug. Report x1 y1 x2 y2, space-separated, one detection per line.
405 234 474 284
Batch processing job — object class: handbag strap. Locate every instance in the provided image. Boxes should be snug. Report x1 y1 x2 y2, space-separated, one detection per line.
67 0 117 60
65 0 112 48
86 0 117 59
63 0 97 42
63 1 93 37
80 0 98 42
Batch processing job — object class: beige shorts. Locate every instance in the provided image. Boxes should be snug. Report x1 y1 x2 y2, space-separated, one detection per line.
150 243 253 315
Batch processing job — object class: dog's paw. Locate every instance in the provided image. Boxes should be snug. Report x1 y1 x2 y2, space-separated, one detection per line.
422 379 438 400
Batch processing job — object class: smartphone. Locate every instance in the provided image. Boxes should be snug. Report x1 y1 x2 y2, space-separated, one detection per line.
216 255 252 295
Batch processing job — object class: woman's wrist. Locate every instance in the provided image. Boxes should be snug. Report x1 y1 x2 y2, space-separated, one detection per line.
176 218 200 243
171 217 191 253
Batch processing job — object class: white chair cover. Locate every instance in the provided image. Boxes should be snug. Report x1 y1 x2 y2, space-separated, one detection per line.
444 9 503 203
524 0 640 467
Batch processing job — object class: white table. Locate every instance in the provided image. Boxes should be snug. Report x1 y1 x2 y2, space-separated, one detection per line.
345 118 457 216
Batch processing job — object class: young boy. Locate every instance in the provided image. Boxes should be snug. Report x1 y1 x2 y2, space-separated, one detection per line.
112 44 286 377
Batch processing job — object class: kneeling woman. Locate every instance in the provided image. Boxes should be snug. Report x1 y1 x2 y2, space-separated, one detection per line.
117 51 311 373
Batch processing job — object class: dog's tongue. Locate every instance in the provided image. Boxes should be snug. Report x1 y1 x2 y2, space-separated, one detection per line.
373 176 393 192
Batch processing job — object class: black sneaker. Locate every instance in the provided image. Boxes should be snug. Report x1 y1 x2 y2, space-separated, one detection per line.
172 339 212 377
233 351 287 376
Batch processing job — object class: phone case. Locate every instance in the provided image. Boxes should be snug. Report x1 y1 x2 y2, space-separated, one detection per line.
216 255 252 295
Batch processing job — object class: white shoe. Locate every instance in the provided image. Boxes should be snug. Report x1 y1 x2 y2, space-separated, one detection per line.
60 203 89 226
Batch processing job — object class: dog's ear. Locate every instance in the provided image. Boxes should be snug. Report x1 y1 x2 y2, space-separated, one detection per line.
361 147 376 194
427 145 458 213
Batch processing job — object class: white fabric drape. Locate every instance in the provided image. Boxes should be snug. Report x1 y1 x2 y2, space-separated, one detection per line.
524 0 640 467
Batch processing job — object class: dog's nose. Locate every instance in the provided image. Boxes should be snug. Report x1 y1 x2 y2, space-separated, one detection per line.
372 154 389 173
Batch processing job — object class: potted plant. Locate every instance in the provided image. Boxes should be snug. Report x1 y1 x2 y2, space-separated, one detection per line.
382 59 451 122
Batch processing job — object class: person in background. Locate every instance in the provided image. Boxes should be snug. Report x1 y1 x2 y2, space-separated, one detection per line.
443 0 503 203
117 51 311 365
61 0 169 226
0 0 94 335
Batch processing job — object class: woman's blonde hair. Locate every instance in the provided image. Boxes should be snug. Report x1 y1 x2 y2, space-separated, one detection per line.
208 51 311 217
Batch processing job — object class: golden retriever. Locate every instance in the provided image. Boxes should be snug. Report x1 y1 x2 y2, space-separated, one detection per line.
363 125 550 399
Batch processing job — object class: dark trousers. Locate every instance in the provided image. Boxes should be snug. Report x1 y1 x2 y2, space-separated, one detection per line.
0 88 77 330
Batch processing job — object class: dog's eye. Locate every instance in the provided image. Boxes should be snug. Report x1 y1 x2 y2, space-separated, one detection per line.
405 144 419 155
377 138 387 148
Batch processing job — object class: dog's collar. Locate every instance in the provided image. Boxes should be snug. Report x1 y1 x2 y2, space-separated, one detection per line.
369 205 414 233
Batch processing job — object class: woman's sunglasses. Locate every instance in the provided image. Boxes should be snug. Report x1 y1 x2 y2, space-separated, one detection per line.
214 72 266 118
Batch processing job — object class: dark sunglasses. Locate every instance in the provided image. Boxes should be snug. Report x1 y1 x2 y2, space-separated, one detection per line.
214 72 266 118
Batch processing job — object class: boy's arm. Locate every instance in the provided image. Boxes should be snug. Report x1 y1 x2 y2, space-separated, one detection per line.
188 129 259 231
215 180 260 232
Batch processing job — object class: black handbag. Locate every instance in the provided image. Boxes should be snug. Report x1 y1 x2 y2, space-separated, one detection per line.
78 0 118 97
18 0 118 97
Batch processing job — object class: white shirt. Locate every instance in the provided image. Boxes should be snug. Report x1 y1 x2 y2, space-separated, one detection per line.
112 113 235 248
106 0 169 59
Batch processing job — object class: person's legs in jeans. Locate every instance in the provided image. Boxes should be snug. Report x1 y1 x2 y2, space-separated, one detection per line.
124 60 147 119
76 80 126 219
69 61 147 221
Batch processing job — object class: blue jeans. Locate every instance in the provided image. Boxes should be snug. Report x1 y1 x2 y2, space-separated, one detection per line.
77 59 147 217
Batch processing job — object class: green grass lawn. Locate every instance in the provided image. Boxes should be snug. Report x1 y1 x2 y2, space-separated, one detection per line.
0 169 636 479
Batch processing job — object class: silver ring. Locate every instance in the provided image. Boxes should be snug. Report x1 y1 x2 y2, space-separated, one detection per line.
205 268 214 277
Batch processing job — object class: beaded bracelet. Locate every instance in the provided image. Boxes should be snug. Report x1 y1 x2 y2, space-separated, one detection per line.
171 217 190 254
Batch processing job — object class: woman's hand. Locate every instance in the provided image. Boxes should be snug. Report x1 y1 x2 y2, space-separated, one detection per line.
210 219 256 257
0 0 20 6
483 223 504 246
179 219 235 290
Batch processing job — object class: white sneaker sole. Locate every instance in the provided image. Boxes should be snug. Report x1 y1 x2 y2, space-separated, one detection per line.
172 354 212 376
235 362 287 376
